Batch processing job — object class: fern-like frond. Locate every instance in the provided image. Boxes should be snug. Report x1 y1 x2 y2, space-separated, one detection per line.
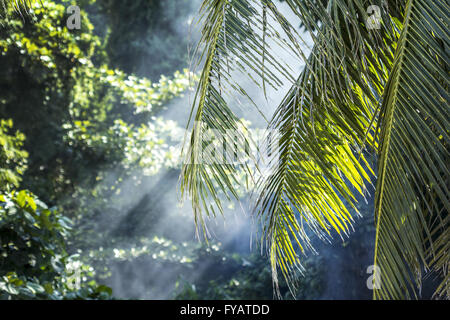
252 0 402 296
428 215 449 299
373 0 449 299
181 0 300 237
181 0 448 300
0 0 41 17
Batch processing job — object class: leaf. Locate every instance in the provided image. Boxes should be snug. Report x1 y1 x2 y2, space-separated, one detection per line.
181 0 295 237
39 209 53 230
95 285 113 296
251 0 399 296
0 0 42 16
16 190 27 207
373 0 449 299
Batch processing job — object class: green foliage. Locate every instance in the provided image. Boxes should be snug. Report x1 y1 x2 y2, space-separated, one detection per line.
0 117 111 300
0 1 192 205
0 190 112 299
0 119 28 191
0 190 67 299
0 1 39 17
0 0 104 201
182 0 449 299
0 0 394 301
0 0 199 300
373 0 449 299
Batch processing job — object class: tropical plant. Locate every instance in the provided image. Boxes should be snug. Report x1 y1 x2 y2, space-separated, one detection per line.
0 190 113 300
180 0 448 300
0 119 112 300
0 0 40 18
0 0 192 205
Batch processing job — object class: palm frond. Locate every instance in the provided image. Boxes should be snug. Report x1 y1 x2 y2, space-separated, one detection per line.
182 0 400 296
0 0 41 17
373 0 449 299
428 215 449 299
181 0 300 237
181 0 449 300
252 0 402 295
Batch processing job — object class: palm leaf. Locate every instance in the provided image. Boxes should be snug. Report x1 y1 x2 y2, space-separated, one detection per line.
182 0 398 296
428 215 449 299
182 0 449 299
252 0 403 295
373 0 449 299
0 0 41 17
180 0 301 237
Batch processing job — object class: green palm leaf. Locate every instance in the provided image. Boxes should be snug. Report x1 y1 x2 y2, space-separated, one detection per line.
252 0 402 295
180 0 301 237
0 0 41 17
373 0 449 299
428 215 449 299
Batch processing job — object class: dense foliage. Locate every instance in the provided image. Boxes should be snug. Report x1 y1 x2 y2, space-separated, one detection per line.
0 0 194 299
0 118 112 299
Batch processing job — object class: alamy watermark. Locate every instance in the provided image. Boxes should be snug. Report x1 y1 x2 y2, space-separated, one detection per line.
181 122 280 170
366 265 381 290
8 3 385 32
66 5 80 30
367 5 382 30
